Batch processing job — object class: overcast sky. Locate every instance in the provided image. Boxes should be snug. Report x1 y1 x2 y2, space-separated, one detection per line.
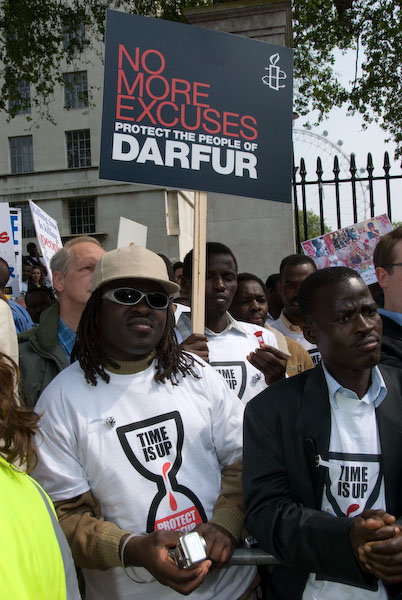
293 50 401 228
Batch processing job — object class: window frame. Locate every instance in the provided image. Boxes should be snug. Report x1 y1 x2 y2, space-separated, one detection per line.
9 135 34 174
65 129 91 169
63 71 88 109
8 79 31 115
69 197 96 234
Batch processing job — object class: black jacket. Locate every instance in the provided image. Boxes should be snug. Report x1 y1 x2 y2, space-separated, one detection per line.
380 314 402 369
243 364 402 599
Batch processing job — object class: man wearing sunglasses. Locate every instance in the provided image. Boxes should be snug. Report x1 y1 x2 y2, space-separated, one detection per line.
374 227 402 369
33 244 257 600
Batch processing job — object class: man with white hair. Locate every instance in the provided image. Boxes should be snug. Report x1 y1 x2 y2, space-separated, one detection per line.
18 236 104 407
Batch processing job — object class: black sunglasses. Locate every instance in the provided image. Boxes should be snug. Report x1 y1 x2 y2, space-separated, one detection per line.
102 287 170 310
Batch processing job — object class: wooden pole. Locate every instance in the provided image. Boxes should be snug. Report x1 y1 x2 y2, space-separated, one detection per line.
191 191 207 334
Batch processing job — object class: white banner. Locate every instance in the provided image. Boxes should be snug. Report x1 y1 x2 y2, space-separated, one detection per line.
29 200 63 278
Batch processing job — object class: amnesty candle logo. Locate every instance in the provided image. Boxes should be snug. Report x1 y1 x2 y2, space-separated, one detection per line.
117 411 206 533
262 54 287 91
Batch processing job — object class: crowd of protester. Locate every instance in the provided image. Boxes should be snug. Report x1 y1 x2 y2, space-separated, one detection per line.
2 230 402 599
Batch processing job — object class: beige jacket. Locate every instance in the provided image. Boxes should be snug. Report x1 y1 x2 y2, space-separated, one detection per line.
265 323 314 377
0 297 18 365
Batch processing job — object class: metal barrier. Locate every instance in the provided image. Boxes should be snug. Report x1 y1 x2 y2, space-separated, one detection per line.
227 548 279 566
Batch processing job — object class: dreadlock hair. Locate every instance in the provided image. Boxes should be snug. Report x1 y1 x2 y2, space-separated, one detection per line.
0 352 39 472
154 307 201 385
73 287 201 386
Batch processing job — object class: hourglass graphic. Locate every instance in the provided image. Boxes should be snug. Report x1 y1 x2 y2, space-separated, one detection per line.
117 411 206 532
323 452 383 518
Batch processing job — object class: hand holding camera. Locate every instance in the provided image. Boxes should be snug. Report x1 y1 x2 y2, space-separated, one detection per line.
194 522 237 569
122 530 211 595
169 532 207 569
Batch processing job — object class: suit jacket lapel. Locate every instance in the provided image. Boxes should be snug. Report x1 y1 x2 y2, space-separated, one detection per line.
295 364 331 508
377 366 402 515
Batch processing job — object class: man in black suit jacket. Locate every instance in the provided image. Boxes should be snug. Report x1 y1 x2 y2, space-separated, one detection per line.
374 227 402 368
244 267 402 599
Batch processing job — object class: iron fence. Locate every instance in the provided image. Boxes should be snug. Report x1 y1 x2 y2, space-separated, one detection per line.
227 547 278 566
293 151 402 252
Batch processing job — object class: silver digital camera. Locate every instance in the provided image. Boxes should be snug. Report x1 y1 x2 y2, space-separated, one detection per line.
170 532 207 569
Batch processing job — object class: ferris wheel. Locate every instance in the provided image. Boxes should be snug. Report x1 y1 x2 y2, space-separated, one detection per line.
292 127 369 231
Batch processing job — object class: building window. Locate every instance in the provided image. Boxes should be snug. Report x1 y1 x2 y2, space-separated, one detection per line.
66 129 91 168
62 22 85 52
63 71 88 109
69 198 95 234
8 80 31 115
12 203 36 238
9 136 34 174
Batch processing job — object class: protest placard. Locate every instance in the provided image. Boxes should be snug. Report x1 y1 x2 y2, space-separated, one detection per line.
301 214 393 285
29 200 63 276
0 203 19 295
99 10 293 203
117 216 147 248
9 208 22 294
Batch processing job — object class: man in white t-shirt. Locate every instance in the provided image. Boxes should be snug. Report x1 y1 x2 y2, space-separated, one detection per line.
244 266 402 599
33 245 257 600
176 242 288 405
272 253 321 366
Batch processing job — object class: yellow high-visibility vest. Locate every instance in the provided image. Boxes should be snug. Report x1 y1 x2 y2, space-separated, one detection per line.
0 455 76 599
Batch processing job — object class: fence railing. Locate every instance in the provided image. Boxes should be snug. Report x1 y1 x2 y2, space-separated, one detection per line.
293 151 402 252
227 547 278 566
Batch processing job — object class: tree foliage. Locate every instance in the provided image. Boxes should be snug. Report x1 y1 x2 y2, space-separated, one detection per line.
293 0 402 155
0 0 206 120
297 209 331 243
1 0 401 155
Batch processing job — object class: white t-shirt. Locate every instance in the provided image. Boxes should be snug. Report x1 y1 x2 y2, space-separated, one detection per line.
33 357 255 600
303 367 387 600
272 311 321 366
175 313 278 405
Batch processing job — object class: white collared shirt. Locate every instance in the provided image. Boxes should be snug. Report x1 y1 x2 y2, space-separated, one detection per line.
303 365 387 600
175 312 278 405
